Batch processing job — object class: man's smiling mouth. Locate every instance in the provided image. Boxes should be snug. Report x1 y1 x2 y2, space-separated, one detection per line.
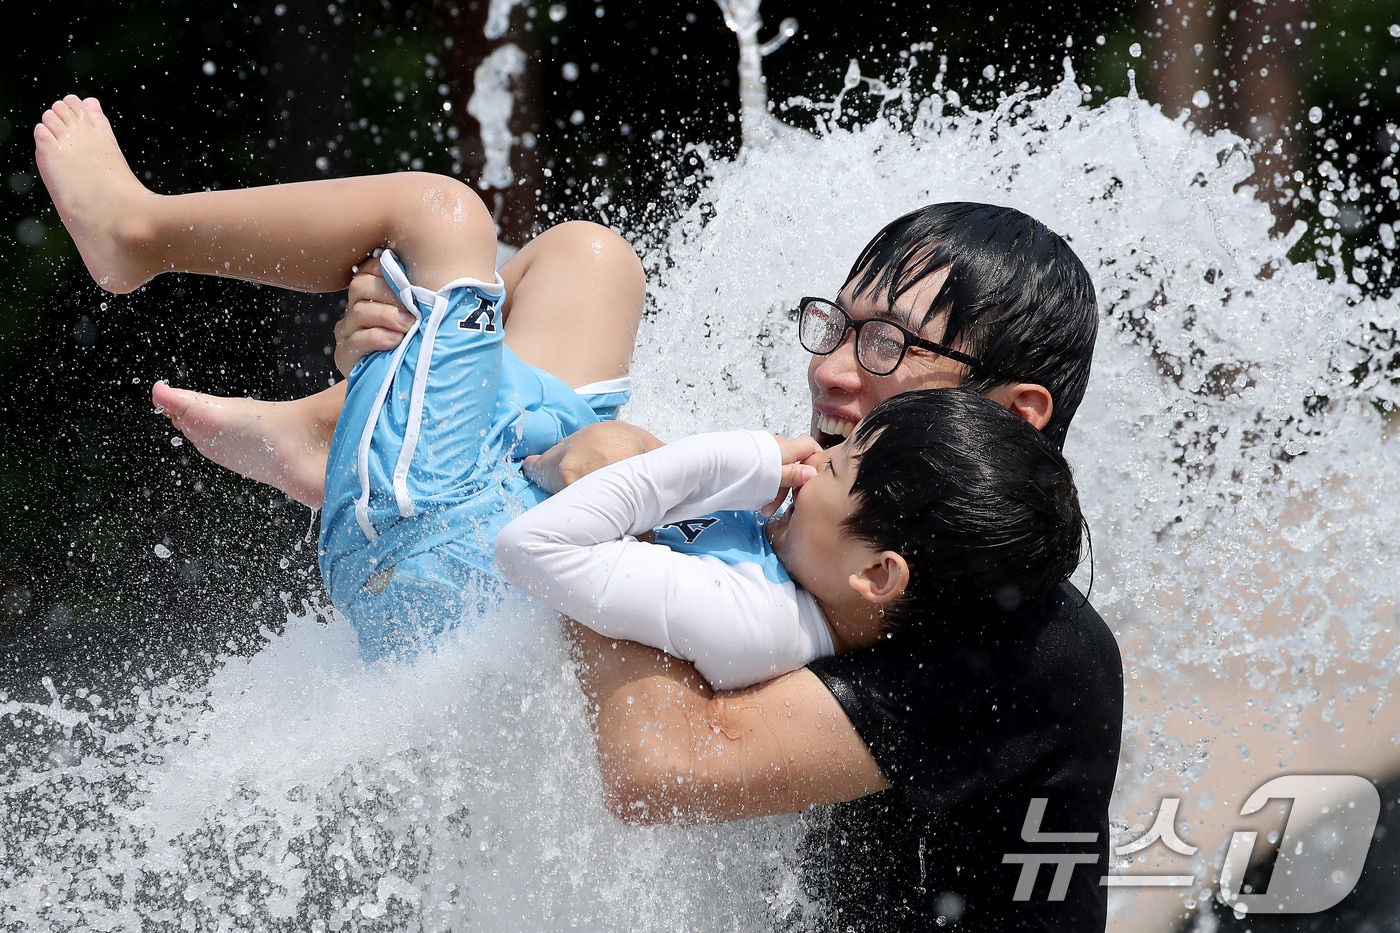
814 413 855 448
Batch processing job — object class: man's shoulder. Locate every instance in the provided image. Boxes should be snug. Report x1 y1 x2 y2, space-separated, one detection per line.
1025 582 1123 681
812 582 1120 686
803 584 1118 931
806 581 1123 777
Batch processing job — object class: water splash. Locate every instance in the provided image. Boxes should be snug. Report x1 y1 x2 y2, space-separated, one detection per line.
714 0 797 149
629 63 1395 679
620 61 1398 927
467 44 526 191
483 0 525 41
1 598 809 930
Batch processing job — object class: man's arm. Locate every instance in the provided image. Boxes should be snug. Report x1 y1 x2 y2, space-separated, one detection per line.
530 420 883 822
568 621 890 824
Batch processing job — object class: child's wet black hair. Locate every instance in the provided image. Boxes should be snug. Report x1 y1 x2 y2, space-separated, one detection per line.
843 388 1086 634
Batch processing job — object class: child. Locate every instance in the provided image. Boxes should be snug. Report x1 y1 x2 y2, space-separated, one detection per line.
497 389 1085 688
35 96 1084 681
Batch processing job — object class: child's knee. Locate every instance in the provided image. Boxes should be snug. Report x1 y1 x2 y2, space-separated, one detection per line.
387 173 498 281
397 173 496 246
543 221 644 288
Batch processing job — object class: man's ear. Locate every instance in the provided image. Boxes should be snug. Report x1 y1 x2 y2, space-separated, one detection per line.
849 551 910 606
985 382 1054 431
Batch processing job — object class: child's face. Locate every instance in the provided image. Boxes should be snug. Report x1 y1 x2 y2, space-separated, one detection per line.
765 437 880 606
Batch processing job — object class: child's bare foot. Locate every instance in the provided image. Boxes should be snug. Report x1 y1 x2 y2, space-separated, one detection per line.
34 95 158 294
153 381 335 508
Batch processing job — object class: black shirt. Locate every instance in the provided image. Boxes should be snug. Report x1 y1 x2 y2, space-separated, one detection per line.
803 583 1123 931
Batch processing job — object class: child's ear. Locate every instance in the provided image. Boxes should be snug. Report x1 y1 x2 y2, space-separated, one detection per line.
849 551 910 605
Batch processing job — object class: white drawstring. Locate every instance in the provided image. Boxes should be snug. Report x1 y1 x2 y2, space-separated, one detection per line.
392 289 451 518
353 249 505 539
354 251 420 539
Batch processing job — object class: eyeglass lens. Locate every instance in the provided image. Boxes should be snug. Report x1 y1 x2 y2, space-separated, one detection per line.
799 301 843 352
800 301 907 375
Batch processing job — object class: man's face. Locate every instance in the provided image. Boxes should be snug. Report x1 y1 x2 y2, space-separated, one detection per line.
807 269 968 448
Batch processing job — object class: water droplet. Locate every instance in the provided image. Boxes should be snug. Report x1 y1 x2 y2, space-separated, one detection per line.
1128 42 1143 58
982 64 997 81
315 156 331 172
548 3 566 21
1308 106 1324 124
569 110 585 125
1192 89 1211 108
279 557 291 570
15 218 44 246
153 544 172 559
152 404 165 416
561 62 579 81
1390 24 1400 37
202 61 217 76
170 436 184 447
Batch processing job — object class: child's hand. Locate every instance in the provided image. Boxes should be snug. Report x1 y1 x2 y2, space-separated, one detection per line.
762 435 821 516
334 255 415 376
523 421 663 493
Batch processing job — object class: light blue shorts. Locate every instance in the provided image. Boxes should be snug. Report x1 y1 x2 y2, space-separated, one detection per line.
319 250 631 659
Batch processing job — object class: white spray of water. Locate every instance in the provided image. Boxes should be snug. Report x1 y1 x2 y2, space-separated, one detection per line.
622 62 1399 929
467 44 526 191
1 595 809 931
483 0 525 41
713 0 798 149
3 63 1396 933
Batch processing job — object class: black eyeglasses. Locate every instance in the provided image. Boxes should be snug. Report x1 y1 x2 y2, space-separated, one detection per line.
797 297 991 377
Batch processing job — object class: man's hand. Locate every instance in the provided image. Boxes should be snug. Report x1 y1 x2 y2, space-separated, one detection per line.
522 421 663 493
765 434 821 516
334 255 415 376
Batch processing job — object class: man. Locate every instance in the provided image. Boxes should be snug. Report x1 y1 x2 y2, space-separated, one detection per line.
520 203 1122 931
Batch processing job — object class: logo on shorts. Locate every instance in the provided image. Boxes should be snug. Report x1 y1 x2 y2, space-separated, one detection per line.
458 295 499 334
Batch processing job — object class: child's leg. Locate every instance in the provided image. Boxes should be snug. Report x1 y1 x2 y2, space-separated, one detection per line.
151 224 645 506
151 381 343 508
36 93 508 508
34 95 497 295
497 221 645 389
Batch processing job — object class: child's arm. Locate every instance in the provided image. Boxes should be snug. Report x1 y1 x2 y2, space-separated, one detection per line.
495 431 834 689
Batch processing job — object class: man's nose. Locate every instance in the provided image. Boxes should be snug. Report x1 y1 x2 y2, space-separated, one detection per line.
811 331 862 390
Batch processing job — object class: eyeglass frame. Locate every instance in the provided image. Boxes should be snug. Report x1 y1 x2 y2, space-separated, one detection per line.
797 296 995 378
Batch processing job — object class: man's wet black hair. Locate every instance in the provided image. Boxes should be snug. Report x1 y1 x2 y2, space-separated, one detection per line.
845 202 1098 449
844 389 1086 633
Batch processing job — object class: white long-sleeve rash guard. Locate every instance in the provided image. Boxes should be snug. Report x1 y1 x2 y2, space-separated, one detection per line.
494 430 835 689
